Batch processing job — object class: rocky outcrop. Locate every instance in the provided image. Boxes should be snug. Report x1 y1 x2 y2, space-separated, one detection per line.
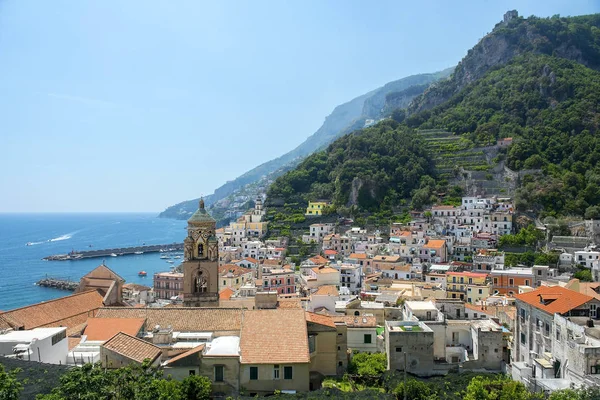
408 11 600 115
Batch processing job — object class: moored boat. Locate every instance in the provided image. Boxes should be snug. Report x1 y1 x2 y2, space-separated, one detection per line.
138 271 147 277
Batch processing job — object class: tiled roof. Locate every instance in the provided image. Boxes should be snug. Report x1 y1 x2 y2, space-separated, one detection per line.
310 255 329 265
262 259 281 266
164 344 205 366
1 290 105 330
277 298 302 309
373 255 401 262
332 315 377 328
324 249 338 255
219 288 234 300
305 311 336 328
84 318 145 341
240 309 309 364
96 308 243 332
68 337 82 351
83 264 125 283
515 286 594 315
349 253 367 259
381 264 411 272
424 240 446 249
314 285 339 296
566 279 600 301
447 271 488 278
102 332 162 364
219 264 253 278
243 257 258 264
311 266 338 274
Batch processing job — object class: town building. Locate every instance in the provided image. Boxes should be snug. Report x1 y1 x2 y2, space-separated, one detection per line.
305 201 329 216
219 264 253 291
154 271 184 300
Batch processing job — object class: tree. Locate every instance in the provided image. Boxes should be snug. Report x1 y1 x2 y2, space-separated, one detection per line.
0 364 22 400
393 379 434 400
181 375 211 400
348 353 387 377
574 269 593 282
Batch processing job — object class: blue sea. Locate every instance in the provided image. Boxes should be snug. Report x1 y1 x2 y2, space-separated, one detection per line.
0 213 187 311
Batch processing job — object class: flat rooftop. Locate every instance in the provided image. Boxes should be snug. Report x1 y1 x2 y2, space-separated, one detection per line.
0 327 66 342
204 336 240 356
405 301 437 311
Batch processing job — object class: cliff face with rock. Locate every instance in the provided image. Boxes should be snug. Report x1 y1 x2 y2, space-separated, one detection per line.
408 11 600 115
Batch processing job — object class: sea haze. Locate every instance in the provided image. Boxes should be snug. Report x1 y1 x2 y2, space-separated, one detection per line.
0 213 186 310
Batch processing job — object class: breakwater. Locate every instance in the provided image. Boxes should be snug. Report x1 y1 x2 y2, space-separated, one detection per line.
35 277 79 291
43 243 184 261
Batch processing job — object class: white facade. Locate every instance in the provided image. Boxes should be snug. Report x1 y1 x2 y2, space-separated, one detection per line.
0 327 68 365
340 264 363 295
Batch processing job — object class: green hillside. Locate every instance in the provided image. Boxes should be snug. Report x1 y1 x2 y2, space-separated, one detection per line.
268 13 600 224
406 54 600 217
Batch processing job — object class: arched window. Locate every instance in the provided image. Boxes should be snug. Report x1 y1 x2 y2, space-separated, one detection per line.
354 311 360 316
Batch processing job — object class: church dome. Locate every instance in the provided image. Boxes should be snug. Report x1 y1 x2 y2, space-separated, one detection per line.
188 198 216 225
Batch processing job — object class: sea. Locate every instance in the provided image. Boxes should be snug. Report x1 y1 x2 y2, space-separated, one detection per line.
0 213 187 311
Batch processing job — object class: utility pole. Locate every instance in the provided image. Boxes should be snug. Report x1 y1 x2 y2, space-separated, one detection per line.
404 352 407 400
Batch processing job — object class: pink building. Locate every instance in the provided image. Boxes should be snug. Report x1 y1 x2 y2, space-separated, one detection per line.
153 271 184 300
259 268 296 295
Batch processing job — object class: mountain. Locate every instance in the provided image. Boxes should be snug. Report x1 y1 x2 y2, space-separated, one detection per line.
267 12 600 226
408 12 600 115
158 68 453 221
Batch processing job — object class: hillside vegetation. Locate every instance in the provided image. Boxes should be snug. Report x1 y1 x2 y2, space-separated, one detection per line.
268 13 600 224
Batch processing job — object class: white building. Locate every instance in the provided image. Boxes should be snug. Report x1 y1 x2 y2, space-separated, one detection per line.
340 263 363 295
0 327 68 365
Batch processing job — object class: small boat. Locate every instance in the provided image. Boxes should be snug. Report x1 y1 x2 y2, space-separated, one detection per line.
138 271 147 277
160 255 169 259
110 253 117 257
167 260 174 264
134 251 143 255
174 256 181 259
26 242 32 246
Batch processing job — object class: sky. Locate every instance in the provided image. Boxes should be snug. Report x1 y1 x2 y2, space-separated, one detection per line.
0 1 598 212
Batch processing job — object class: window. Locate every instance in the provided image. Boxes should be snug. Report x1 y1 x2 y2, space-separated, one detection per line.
509 278 514 285
521 333 526 344
51 330 66 346
354 311 360 316
189 370 195 376
494 278 498 284
273 365 280 379
556 329 561 342
223 280 226 286
545 323 550 336
396 347 403 352
250 367 258 380
284 366 293 380
478 289 483 294
525 280 530 286
474 313 478 318
364 334 372 344
214 366 224 382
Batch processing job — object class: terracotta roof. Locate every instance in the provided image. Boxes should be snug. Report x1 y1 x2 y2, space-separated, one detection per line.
1 290 105 330
219 264 253 278
164 344 205 366
373 255 401 262
219 288 234 300
324 249 338 256
240 309 309 364
123 283 152 292
332 315 377 328
397 231 411 237
515 286 595 315
310 255 329 265
311 266 338 274
83 264 125 283
277 298 302 309
566 279 600 301
68 337 82 351
305 311 335 328
95 308 243 332
381 264 411 272
313 285 339 297
102 332 162 364
262 259 281 266
464 303 498 315
83 318 145 341
243 257 258 264
424 239 446 249
349 253 367 259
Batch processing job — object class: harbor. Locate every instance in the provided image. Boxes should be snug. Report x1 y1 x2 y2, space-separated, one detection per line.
43 242 184 261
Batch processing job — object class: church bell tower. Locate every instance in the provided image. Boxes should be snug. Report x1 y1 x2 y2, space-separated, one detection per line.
182 198 219 307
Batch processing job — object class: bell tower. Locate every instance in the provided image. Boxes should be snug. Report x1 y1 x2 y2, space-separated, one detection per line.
182 198 219 307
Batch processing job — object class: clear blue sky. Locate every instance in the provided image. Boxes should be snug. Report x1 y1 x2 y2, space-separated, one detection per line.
1 0 598 212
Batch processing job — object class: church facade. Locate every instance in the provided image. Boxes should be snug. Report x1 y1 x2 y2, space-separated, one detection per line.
183 199 219 307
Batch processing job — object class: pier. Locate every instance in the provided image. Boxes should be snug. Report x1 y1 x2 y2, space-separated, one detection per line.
43 243 184 261
36 276 79 291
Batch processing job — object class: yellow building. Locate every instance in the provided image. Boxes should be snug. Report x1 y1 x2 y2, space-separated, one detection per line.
446 272 490 302
305 201 329 216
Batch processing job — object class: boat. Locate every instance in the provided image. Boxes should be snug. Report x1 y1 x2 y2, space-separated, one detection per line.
160 255 169 259
110 253 117 257
134 251 143 255
167 260 174 264
174 256 181 259
138 271 147 277
26 242 32 246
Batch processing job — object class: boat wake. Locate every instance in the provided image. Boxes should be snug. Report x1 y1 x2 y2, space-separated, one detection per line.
48 231 77 242
26 241 45 246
